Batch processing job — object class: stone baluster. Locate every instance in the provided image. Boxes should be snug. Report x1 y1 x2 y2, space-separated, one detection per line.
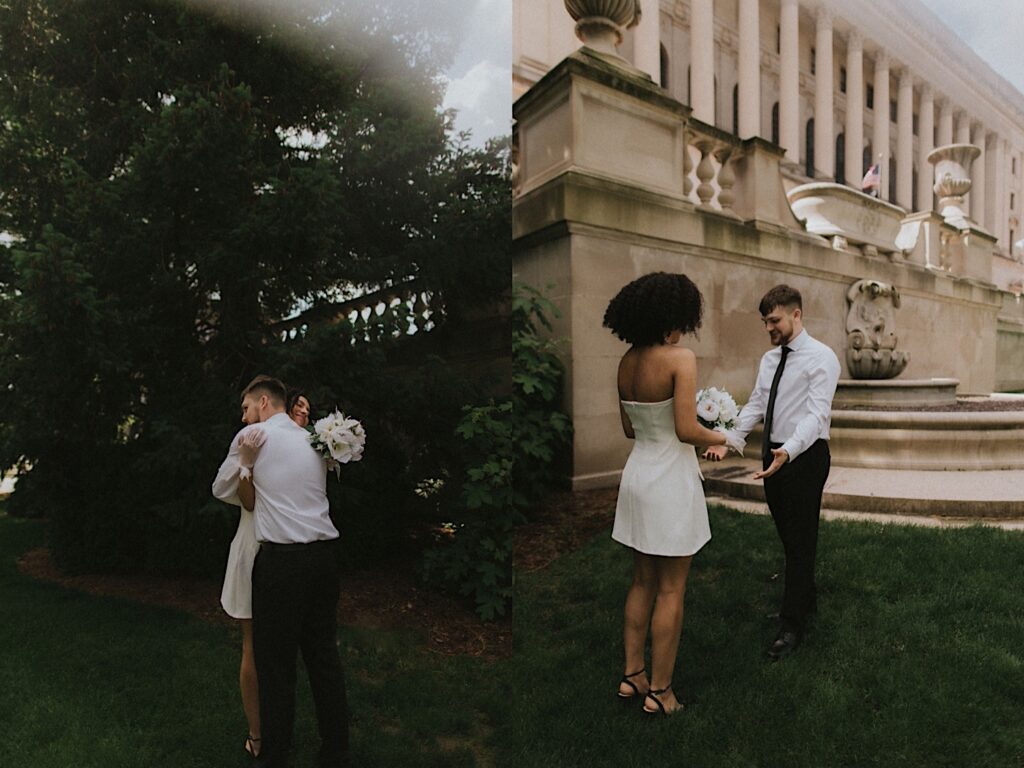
694 138 718 208
715 144 738 215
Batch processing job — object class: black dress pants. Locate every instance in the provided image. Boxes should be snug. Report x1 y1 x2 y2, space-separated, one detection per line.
252 539 349 768
763 439 831 635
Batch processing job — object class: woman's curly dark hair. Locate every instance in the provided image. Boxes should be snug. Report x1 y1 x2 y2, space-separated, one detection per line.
286 387 311 418
603 272 704 346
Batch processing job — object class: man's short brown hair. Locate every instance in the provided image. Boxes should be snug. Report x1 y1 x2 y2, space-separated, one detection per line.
241 374 287 406
758 284 802 316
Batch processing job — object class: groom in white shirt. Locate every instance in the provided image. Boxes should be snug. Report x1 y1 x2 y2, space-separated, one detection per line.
213 375 350 767
705 285 841 661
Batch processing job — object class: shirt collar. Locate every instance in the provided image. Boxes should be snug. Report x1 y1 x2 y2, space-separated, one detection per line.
783 328 811 352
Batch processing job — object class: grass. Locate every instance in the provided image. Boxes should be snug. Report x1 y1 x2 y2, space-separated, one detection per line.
500 506 1024 768
0 511 501 767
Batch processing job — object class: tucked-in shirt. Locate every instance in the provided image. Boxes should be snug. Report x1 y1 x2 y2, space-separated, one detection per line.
731 329 841 462
212 412 338 544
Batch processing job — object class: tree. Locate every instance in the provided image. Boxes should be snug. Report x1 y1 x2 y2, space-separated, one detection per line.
0 0 511 580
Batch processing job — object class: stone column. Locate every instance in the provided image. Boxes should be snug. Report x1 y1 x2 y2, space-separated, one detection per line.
985 132 998 232
873 51 890 200
814 8 834 178
971 124 986 225
955 112 971 145
917 84 934 211
844 31 864 187
633 1 661 84
690 0 715 123
737 0 760 138
996 138 1008 248
779 0 800 161
937 99 953 146
896 67 914 208
954 112 971 210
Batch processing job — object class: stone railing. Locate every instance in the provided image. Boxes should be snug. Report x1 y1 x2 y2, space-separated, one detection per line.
271 281 436 344
684 118 743 218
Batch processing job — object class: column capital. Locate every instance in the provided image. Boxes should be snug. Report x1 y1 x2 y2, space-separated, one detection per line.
816 6 834 28
873 49 890 69
897 67 914 87
781 0 799 7
920 83 934 100
846 29 863 50
938 98 954 114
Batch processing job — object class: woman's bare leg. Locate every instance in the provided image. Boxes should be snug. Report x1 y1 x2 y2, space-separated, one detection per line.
620 550 656 696
644 555 692 713
240 619 261 754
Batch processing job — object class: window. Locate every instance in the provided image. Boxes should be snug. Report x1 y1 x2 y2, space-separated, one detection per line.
733 84 739 135
863 144 873 178
1012 193 1017 210
912 167 918 211
840 67 847 93
890 100 897 123
836 134 846 184
867 84 874 110
889 157 897 201
913 113 918 136
660 45 669 91
776 25 781 54
806 118 815 178
772 102 780 145
811 47 816 75
1014 157 1018 175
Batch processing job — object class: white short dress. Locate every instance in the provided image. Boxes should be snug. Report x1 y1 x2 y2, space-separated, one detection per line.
612 398 712 557
220 508 259 619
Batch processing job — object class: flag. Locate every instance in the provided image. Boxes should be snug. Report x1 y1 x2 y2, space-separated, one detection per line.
861 163 881 194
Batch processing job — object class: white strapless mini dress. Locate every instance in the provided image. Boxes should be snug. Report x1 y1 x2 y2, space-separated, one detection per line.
220 508 259 619
612 398 712 557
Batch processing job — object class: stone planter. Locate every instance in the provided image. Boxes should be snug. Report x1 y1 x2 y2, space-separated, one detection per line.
927 143 981 228
787 182 907 256
563 0 642 56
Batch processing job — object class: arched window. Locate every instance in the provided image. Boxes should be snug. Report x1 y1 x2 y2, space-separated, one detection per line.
660 45 670 91
771 102 780 146
806 118 815 178
912 167 919 210
836 133 846 184
863 144 873 178
889 157 897 202
733 84 739 135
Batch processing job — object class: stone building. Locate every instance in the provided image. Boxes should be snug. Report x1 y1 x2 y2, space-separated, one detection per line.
513 0 1024 489
514 0 1024 291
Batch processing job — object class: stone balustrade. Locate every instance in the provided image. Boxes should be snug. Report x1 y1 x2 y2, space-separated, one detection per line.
685 118 743 218
272 282 435 344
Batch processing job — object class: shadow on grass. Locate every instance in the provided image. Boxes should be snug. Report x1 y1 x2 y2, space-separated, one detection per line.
501 505 1024 768
0 513 502 768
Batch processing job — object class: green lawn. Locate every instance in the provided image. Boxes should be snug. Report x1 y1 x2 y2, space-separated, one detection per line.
0 512 500 767
501 506 1024 768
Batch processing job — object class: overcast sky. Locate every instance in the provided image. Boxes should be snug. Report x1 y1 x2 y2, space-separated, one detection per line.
440 0 512 146
915 0 1024 96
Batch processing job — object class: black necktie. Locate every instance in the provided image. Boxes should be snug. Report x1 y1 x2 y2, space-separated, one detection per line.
762 345 791 467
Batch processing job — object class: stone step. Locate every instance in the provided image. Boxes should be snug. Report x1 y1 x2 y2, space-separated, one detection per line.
702 456 1024 518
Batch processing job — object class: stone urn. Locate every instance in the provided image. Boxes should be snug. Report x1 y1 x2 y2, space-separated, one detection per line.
927 143 981 228
845 279 910 379
564 0 642 57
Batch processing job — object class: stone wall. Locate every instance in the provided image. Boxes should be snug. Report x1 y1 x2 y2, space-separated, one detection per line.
513 49 1016 489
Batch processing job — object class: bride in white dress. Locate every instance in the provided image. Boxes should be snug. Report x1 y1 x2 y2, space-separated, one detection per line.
603 272 741 716
216 387 312 759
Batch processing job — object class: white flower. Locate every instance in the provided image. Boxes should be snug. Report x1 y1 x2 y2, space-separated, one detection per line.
309 410 366 475
696 398 720 422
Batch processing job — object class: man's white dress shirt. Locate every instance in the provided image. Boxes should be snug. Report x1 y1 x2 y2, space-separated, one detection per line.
732 329 841 462
212 412 339 544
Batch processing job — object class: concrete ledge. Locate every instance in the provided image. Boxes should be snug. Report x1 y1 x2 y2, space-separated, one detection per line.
703 456 1024 518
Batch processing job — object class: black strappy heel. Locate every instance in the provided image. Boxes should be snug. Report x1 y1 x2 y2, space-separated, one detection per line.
617 668 647 700
643 685 680 716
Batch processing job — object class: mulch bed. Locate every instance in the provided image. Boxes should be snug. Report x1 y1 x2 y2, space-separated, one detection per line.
16 548 510 661
514 487 617 574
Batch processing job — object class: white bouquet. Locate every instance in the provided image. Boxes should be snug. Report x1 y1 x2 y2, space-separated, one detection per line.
695 387 739 430
308 411 366 478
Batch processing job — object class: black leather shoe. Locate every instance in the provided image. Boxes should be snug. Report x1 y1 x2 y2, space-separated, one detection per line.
766 631 800 661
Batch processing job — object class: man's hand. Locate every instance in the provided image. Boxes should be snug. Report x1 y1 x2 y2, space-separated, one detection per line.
703 445 728 461
752 448 789 480
237 428 267 469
